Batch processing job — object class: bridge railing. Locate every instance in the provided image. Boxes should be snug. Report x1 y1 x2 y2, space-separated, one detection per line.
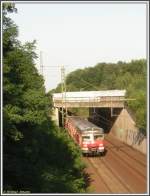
53 96 125 108
53 96 125 103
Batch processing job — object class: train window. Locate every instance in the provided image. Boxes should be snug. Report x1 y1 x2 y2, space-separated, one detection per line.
94 134 104 140
82 136 90 141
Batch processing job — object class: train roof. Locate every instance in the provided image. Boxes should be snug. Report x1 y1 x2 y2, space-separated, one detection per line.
67 116 104 133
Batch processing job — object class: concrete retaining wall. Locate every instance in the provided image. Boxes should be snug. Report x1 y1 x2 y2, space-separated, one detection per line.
110 108 147 154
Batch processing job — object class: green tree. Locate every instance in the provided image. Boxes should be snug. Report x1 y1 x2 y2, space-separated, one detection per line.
3 3 86 193
53 60 147 134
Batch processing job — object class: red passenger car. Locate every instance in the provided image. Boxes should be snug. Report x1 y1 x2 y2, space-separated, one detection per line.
65 116 105 156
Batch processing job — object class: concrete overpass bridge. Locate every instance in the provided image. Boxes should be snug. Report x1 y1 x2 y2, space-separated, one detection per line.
52 90 146 154
52 90 127 126
53 90 126 108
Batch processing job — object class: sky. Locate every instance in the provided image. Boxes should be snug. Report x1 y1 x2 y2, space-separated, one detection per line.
7 2 147 92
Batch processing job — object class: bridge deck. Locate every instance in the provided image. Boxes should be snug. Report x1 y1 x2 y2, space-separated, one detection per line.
53 90 126 108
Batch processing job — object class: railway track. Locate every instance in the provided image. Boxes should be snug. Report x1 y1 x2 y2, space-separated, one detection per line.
97 156 134 192
86 157 132 193
105 136 146 167
83 135 147 193
84 152 146 193
105 139 147 179
85 157 112 193
95 156 135 192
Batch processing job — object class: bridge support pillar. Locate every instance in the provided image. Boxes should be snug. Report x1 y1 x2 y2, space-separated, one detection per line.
52 107 59 126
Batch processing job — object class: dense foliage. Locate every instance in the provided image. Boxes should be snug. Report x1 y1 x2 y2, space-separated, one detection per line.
54 60 147 135
3 3 86 193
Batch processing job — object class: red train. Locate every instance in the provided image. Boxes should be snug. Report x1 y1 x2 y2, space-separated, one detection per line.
65 116 105 156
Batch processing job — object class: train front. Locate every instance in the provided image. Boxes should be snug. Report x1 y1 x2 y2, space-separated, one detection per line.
81 128 105 156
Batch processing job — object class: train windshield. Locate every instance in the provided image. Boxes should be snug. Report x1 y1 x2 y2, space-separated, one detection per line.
82 136 90 142
94 134 104 140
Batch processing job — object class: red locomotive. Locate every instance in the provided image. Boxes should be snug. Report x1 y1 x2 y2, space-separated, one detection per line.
65 116 105 156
